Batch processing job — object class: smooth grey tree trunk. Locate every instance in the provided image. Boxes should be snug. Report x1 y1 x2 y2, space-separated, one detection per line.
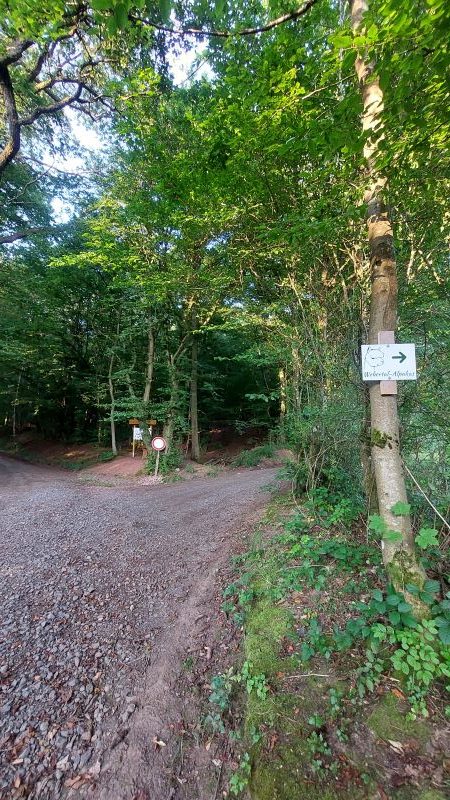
108 353 117 456
350 0 425 602
190 317 200 461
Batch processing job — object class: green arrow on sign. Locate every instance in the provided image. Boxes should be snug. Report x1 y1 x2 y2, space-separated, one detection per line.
392 352 406 364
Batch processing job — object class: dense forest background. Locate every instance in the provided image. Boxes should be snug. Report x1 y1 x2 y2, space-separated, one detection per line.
0 1 448 523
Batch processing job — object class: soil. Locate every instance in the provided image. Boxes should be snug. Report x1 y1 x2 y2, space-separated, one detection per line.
0 455 278 800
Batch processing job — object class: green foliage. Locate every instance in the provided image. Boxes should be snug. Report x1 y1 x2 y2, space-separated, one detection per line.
229 751 251 795
232 444 275 467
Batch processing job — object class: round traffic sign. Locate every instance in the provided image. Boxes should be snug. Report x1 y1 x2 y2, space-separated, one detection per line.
151 436 167 452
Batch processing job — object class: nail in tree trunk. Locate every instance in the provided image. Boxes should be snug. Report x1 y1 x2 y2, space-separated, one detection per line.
190 311 200 462
350 0 425 602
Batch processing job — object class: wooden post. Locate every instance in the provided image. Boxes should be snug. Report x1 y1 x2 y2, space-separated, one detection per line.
378 330 397 395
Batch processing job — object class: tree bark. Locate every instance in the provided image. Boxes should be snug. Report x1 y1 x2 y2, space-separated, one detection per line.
108 352 117 456
142 313 154 405
190 311 200 462
291 344 301 414
279 366 287 424
163 355 179 455
350 0 425 600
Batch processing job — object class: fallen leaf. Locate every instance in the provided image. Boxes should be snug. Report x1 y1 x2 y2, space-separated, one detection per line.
89 761 101 777
391 688 406 700
64 775 90 789
387 740 404 754
14 777 21 788
152 736 166 750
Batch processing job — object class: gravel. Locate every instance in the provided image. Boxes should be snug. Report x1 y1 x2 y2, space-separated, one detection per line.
0 457 275 798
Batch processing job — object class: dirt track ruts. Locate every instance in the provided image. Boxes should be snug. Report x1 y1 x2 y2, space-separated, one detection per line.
0 456 276 799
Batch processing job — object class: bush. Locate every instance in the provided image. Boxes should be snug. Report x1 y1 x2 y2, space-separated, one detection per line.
233 444 275 467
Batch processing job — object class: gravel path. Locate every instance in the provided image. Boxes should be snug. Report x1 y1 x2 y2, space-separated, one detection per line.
0 456 275 799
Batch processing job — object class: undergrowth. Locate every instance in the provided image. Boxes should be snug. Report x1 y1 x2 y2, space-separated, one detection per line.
232 444 276 468
210 483 450 798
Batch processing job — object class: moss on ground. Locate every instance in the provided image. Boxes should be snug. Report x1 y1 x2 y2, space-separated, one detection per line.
244 598 291 675
368 693 431 752
251 741 369 800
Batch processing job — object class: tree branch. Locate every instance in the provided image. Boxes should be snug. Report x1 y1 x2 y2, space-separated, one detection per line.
0 64 21 173
0 226 58 245
131 0 319 38
0 40 34 68
19 83 84 126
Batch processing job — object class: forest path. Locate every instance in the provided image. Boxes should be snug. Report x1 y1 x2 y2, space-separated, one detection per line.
0 456 276 799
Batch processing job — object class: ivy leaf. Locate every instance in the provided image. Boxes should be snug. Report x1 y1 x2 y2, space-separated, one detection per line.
415 528 439 550
391 501 411 516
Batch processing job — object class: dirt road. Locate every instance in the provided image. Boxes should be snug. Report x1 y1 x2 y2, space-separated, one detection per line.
0 456 276 799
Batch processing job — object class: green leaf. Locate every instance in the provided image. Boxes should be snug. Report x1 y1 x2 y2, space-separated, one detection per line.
391 501 411 516
387 594 400 606
368 515 386 534
423 579 440 594
437 624 450 645
107 14 118 34
388 611 401 625
91 0 113 9
398 602 412 613
372 589 383 602
331 33 353 49
159 0 171 21
415 528 439 550
114 3 129 29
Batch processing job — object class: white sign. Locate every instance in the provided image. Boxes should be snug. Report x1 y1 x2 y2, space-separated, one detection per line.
151 436 167 452
133 427 152 441
361 344 416 381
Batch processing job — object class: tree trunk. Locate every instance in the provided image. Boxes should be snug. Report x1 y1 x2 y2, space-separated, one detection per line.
107 354 117 456
163 356 179 455
350 0 425 600
291 345 301 414
190 312 200 462
143 313 154 405
279 366 287 424
360 386 378 513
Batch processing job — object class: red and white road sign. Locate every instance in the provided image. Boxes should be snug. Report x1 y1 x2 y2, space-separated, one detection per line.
151 436 167 452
